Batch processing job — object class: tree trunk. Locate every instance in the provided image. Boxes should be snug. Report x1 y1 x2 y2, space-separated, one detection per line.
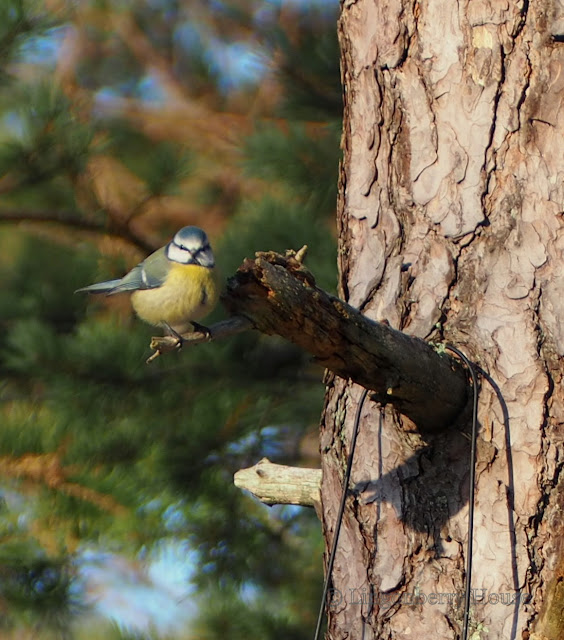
322 1 564 638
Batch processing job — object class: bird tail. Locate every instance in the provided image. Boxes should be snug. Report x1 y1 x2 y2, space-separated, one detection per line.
74 279 123 295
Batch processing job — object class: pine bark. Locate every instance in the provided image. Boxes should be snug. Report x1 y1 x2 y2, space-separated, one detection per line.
322 1 564 638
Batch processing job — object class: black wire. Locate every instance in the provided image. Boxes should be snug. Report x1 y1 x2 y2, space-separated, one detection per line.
445 345 479 640
313 347 478 640
313 386 369 640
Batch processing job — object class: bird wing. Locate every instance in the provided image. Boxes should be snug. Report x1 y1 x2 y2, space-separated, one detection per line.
76 247 170 295
75 279 124 294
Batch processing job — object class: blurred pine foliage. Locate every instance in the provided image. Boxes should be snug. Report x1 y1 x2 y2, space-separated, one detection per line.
0 1 341 637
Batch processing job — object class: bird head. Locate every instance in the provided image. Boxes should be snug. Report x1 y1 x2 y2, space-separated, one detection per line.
166 226 215 268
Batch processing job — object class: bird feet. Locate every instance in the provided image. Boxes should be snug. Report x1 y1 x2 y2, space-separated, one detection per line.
162 322 185 349
162 321 212 349
147 322 212 364
190 321 212 339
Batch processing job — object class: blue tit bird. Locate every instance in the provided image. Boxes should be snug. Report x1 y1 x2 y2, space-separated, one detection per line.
76 226 219 336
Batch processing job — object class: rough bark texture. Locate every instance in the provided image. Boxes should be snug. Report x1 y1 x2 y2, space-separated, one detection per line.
322 1 564 639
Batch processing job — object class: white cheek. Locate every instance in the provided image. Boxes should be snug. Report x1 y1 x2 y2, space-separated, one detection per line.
167 244 191 263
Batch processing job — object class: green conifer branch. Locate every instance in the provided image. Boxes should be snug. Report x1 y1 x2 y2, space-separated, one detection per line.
0 208 156 252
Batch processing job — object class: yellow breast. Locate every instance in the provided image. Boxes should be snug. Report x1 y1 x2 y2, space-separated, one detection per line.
131 264 219 333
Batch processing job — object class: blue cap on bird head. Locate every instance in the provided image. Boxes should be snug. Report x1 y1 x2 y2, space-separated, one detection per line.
167 226 215 268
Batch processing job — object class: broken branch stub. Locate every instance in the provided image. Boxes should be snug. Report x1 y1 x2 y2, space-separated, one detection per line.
222 251 469 432
234 458 321 508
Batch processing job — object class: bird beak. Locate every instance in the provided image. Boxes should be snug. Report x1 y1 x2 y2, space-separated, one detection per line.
196 245 215 268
